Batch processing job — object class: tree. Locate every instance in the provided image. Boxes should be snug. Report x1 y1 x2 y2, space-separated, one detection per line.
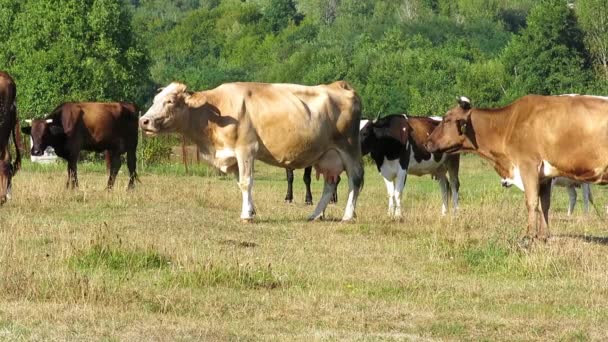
577 0 608 80
501 0 592 97
2 0 150 116
264 0 304 33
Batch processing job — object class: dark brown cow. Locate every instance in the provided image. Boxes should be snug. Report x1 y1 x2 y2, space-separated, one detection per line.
425 95 608 243
22 102 139 190
0 71 23 204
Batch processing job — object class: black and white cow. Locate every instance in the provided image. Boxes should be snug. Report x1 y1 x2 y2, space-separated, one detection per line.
360 115 460 217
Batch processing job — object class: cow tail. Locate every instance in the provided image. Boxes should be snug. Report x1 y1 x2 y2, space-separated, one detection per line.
12 113 23 174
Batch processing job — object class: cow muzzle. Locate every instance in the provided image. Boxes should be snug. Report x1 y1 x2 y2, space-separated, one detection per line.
139 116 162 136
31 147 43 157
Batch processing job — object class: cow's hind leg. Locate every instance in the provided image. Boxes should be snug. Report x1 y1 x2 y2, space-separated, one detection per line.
437 173 450 216
127 147 138 190
285 169 294 203
331 175 340 204
308 180 337 221
236 151 256 221
339 152 363 222
106 151 122 190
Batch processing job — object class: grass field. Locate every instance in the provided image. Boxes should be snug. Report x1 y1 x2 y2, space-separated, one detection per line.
1 155 608 341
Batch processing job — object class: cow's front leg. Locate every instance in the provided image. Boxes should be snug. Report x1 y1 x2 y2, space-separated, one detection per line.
521 168 541 246
303 166 313 205
106 151 122 190
67 158 79 189
236 152 255 221
285 169 294 203
382 176 396 217
437 173 449 215
393 168 407 218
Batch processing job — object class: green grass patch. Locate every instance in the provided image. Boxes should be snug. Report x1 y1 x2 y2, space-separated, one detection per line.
166 262 287 290
71 244 171 273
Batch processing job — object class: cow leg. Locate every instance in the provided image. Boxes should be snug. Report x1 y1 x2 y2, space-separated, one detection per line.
236 152 255 221
447 158 460 213
67 158 79 189
582 183 591 214
106 151 122 190
303 166 313 205
520 169 541 244
127 147 137 190
437 173 450 216
331 175 340 204
285 169 294 203
566 185 577 216
538 180 552 241
393 167 407 218
341 156 363 222
308 180 337 221
382 176 396 217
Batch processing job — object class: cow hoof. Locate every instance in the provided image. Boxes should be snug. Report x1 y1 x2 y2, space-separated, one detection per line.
308 214 324 221
305 201 313 206
284 198 293 204
240 218 255 224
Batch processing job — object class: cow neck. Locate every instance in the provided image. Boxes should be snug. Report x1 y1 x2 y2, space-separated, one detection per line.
467 107 514 177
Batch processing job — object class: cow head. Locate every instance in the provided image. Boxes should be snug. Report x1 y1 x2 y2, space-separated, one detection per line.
140 82 195 136
425 96 472 153
359 116 409 156
0 160 13 205
21 118 61 156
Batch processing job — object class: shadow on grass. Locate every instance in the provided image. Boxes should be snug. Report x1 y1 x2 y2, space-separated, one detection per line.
555 234 608 245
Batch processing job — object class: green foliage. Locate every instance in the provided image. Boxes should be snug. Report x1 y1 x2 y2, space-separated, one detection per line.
1 0 150 117
138 136 172 165
502 0 592 96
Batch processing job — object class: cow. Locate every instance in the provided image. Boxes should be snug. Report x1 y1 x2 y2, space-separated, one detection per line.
21 102 139 190
139 81 364 222
425 95 608 243
283 120 371 204
0 71 23 205
360 115 460 217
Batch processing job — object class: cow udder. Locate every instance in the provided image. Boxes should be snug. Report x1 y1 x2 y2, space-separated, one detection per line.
314 149 344 184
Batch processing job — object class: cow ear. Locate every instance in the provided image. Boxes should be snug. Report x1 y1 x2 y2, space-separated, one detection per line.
457 96 471 110
21 126 31 135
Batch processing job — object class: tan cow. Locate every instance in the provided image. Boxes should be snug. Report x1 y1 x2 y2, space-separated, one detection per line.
425 95 608 243
140 81 364 221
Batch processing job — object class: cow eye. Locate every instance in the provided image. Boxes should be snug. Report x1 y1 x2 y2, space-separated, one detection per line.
166 99 174 105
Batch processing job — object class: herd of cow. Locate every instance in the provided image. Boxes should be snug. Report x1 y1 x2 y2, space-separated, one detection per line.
2 69 608 244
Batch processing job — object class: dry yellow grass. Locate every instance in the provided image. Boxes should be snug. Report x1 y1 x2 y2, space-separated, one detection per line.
1 155 608 341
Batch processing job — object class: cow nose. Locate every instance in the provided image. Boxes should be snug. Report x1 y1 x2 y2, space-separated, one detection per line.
424 141 434 152
31 148 42 156
140 118 150 127
0 195 6 205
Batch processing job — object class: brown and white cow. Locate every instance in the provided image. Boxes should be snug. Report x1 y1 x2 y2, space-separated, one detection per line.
426 95 608 243
360 115 460 217
0 71 23 205
139 81 364 221
22 102 139 190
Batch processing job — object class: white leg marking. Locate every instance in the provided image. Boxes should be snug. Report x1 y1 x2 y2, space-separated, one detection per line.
393 167 407 218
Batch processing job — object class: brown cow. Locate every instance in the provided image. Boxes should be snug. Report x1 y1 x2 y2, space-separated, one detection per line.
425 95 608 243
139 81 364 221
0 71 23 205
21 102 139 190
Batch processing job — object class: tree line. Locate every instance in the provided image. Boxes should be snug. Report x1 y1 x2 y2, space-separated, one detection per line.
0 0 606 119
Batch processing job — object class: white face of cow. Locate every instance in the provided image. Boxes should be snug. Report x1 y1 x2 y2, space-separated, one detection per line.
140 82 188 136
